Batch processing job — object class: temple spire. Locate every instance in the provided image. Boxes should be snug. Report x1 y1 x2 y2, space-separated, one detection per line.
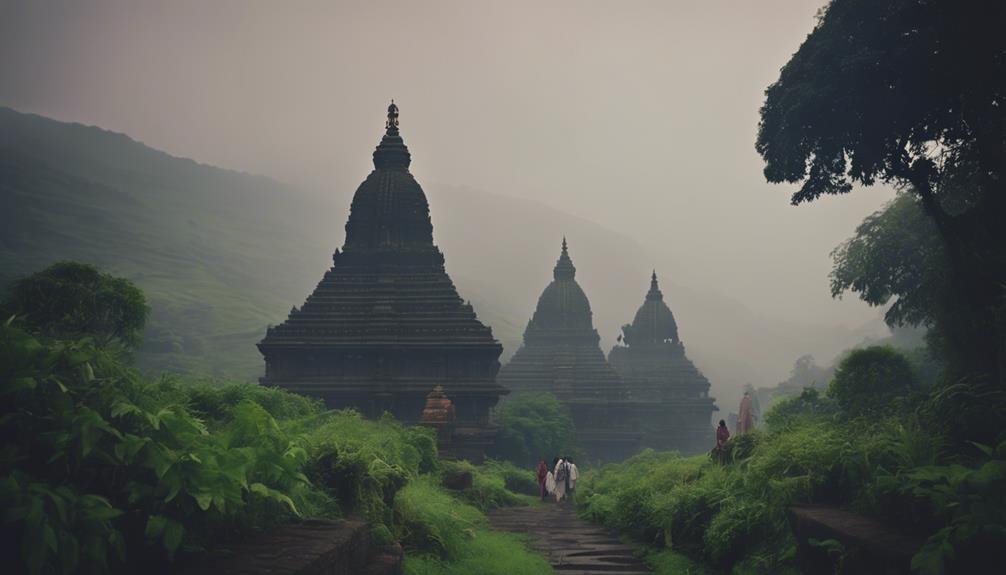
554 237 576 280
647 270 663 301
374 100 411 169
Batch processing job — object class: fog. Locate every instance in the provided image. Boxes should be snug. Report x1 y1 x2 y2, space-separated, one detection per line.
0 0 896 408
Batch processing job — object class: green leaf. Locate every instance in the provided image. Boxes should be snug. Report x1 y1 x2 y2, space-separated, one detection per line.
163 519 184 557
193 491 213 511
144 515 167 539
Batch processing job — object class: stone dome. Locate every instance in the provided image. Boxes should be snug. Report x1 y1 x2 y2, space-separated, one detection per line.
622 272 679 346
527 238 594 333
342 120 434 250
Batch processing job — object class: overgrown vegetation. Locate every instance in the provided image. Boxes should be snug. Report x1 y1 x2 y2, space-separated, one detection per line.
491 392 576 467
579 347 1006 573
0 265 545 574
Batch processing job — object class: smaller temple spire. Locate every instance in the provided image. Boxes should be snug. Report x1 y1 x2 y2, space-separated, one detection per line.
554 237 576 280
647 270 664 301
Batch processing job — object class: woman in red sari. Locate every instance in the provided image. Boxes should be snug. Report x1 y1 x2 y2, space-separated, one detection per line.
714 420 730 464
536 459 549 501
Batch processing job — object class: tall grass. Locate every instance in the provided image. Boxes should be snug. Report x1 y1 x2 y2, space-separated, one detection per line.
397 478 551 575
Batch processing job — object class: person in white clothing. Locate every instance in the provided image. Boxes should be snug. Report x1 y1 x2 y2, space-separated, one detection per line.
567 457 579 498
553 457 571 502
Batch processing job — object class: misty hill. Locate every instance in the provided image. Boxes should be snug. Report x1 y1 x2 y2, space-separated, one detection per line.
0 107 886 406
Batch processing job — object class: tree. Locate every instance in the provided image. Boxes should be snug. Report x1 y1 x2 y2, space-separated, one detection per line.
828 346 916 416
3 261 149 348
491 393 576 467
757 0 1006 385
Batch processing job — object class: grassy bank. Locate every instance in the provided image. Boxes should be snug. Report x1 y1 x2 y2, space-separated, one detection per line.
577 382 1006 574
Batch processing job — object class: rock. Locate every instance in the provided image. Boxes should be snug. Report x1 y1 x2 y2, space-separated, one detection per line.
443 469 473 491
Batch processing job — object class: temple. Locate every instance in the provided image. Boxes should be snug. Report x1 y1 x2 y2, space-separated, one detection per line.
608 272 717 454
497 239 642 461
258 102 507 461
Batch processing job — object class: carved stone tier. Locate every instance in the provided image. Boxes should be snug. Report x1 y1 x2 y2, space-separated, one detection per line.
608 272 717 454
258 105 506 461
497 239 642 461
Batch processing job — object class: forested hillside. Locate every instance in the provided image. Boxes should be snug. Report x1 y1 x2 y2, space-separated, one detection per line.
0 107 883 395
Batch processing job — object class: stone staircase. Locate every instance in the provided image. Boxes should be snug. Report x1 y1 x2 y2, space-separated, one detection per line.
489 504 652 574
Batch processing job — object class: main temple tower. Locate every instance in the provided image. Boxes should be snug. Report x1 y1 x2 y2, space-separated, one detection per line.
258 103 507 459
497 239 642 461
608 272 717 453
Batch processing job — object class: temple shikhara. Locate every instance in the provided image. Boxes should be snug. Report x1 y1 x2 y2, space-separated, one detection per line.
608 272 717 453
258 102 507 461
497 239 643 460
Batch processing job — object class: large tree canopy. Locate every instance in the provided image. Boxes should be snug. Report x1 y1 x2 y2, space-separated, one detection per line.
3 261 149 348
759 0 1006 384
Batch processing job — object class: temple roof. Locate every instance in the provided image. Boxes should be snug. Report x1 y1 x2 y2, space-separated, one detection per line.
342 102 434 251
525 238 594 335
258 103 501 352
621 272 679 346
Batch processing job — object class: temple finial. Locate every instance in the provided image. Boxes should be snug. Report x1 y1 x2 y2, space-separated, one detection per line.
554 236 575 280
386 99 399 132
647 270 663 300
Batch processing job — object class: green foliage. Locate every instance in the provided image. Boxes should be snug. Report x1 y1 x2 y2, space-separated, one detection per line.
440 460 536 512
3 261 149 349
578 414 955 572
765 388 839 431
492 392 576 467
830 194 946 330
875 439 1006 574
156 376 325 423
0 322 333 573
294 410 438 532
757 0 1006 385
827 346 916 417
396 478 551 575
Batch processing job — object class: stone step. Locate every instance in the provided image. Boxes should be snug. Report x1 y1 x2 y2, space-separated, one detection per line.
488 504 653 574
176 518 401 575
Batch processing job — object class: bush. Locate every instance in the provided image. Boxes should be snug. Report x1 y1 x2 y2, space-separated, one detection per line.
827 346 916 417
492 393 576 467
396 478 551 575
765 388 838 431
0 323 331 574
578 414 964 572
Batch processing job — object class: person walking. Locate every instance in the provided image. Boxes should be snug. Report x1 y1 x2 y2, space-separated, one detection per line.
554 456 571 502
536 459 549 501
566 457 579 499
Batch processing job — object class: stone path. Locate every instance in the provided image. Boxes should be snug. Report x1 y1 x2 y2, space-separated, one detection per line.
488 503 652 574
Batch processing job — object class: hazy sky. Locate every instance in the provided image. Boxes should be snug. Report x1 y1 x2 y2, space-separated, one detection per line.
0 0 894 336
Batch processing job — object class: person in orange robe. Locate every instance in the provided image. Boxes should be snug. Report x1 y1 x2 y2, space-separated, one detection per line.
737 391 756 435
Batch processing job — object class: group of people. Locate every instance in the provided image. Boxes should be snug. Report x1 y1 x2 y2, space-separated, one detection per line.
535 456 578 502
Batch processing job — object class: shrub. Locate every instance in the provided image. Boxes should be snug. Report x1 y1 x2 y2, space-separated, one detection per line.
764 388 838 431
396 478 550 575
828 346 916 416
492 393 576 467
0 323 329 574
